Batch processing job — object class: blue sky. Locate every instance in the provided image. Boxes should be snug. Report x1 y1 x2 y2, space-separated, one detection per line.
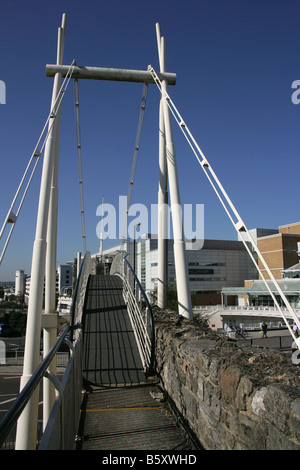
0 0 299 281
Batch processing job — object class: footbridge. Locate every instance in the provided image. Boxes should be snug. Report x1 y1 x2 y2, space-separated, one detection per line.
0 251 194 450
1 14 300 450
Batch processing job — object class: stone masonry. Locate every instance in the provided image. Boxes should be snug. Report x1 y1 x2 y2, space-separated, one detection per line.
153 309 300 450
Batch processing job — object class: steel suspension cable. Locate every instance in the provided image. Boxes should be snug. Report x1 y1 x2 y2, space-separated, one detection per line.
0 59 76 265
148 65 300 346
121 83 149 245
74 78 87 253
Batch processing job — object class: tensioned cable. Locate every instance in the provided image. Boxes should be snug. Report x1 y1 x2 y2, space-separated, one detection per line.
0 59 76 265
74 78 87 254
148 65 300 345
121 83 149 246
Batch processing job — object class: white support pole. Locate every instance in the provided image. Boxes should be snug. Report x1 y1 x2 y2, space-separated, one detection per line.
149 62 300 344
15 14 67 450
43 13 66 430
156 23 168 309
159 36 192 319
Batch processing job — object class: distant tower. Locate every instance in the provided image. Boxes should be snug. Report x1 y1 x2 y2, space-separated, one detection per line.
15 270 25 298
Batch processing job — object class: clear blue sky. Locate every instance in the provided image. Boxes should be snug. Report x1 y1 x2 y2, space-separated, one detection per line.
0 0 299 281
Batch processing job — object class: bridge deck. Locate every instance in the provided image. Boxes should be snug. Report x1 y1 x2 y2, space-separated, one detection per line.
76 385 191 450
82 274 145 386
78 274 192 450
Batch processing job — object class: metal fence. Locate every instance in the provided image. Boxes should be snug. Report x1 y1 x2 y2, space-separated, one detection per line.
110 251 155 375
246 335 294 350
0 331 81 450
0 337 69 367
0 252 93 450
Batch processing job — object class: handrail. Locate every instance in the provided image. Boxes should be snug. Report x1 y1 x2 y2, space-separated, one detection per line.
70 251 92 342
123 253 152 315
0 327 70 448
110 250 155 375
0 252 90 448
123 253 155 374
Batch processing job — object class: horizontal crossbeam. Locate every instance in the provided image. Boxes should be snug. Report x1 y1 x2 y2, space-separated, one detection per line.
46 64 176 85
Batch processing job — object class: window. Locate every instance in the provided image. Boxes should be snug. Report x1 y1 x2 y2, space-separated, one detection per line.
188 269 214 275
188 262 225 267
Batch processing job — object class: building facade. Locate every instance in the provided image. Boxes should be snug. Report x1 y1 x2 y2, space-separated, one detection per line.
24 264 73 304
222 222 300 309
102 235 258 305
15 270 26 298
257 223 300 280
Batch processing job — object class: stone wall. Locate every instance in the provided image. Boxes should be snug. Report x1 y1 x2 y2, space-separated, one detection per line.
153 309 300 450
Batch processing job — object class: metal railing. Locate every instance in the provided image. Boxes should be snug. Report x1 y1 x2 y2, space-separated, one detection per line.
70 251 93 342
0 327 75 449
0 251 93 450
110 251 155 375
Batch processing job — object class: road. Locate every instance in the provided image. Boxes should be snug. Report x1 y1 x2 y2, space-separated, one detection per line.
0 365 23 424
0 362 66 426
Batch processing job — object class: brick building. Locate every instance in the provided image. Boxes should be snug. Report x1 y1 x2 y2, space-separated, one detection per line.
223 222 300 308
257 222 300 279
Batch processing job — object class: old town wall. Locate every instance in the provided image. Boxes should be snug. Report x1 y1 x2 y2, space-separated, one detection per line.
153 310 300 450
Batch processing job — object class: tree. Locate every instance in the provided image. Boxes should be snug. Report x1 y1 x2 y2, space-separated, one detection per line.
4 311 27 336
150 283 179 312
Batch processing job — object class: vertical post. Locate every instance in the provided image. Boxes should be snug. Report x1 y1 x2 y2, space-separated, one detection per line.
43 13 66 431
156 23 168 310
159 34 192 320
133 222 140 297
15 14 67 450
77 252 82 277
99 195 104 257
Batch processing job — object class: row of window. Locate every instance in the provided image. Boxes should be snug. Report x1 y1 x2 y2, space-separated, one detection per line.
188 262 225 267
188 269 214 275
151 277 226 283
151 263 225 270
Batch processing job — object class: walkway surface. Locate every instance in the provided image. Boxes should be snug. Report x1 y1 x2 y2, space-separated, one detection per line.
82 275 145 386
77 274 192 450
76 384 191 450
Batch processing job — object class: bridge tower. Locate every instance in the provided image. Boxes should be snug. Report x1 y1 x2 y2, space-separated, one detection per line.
15 15 192 449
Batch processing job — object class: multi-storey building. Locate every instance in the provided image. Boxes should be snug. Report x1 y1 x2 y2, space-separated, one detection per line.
101 234 258 305
222 222 300 308
24 264 73 304
257 222 300 280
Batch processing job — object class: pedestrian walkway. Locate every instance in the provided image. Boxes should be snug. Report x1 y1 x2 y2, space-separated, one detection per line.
82 275 145 386
76 384 192 450
78 274 194 450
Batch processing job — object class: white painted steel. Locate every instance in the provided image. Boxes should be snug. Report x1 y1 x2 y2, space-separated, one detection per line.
121 84 149 244
74 78 87 254
0 62 74 266
15 15 73 450
152 45 192 320
156 23 168 310
110 252 154 373
149 65 300 346
44 16 66 430
46 64 176 85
